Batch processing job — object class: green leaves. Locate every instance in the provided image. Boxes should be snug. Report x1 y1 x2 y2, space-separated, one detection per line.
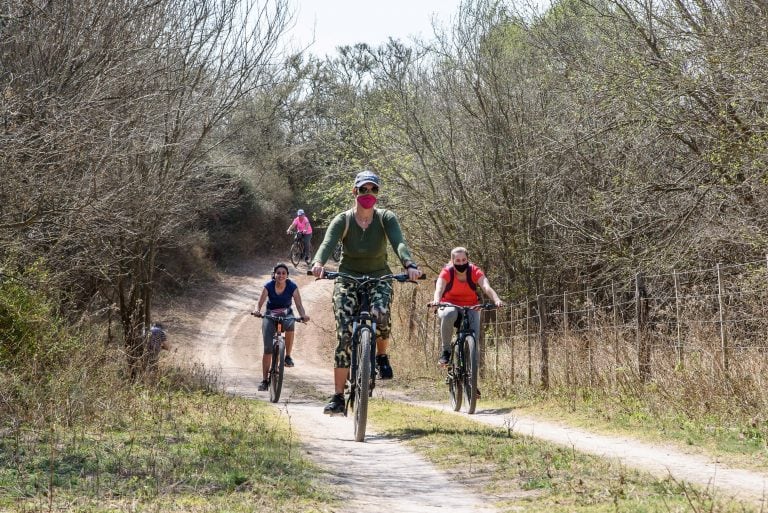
0 261 76 373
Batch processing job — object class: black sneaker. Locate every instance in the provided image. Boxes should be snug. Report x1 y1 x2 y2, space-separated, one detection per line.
258 380 269 391
285 355 295 367
438 350 451 366
323 393 345 415
376 354 393 380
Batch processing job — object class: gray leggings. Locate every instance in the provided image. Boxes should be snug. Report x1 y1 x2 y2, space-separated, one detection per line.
261 313 295 353
438 307 480 352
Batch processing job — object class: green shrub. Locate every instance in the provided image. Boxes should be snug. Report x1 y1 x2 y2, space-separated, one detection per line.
0 261 79 373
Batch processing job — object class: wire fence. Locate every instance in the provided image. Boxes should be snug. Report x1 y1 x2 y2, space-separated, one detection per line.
395 256 768 403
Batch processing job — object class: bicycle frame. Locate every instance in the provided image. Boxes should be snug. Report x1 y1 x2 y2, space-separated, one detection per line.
434 302 495 414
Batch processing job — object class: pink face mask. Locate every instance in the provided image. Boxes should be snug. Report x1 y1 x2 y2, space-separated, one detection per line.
356 194 378 209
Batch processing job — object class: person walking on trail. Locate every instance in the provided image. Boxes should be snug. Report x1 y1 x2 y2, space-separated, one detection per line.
252 263 310 391
310 170 423 415
146 322 170 370
429 247 504 366
287 209 313 264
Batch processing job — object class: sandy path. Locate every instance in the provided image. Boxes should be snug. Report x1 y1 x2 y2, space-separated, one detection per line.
170 259 768 510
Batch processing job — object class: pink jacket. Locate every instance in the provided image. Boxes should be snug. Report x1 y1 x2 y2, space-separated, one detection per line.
291 215 313 234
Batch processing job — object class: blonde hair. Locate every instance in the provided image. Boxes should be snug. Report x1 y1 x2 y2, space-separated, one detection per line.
451 247 468 259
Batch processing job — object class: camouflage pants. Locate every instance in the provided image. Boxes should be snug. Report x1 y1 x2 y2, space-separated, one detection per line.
332 277 393 368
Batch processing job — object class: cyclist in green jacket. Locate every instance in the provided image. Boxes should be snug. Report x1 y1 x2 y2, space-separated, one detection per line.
311 170 422 414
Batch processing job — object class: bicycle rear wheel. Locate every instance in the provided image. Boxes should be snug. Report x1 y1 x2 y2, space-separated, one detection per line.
462 335 478 414
289 241 302 267
447 341 463 411
352 327 373 442
269 336 285 403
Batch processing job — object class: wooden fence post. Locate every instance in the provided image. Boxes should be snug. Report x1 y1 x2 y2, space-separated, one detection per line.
563 291 570 386
585 282 594 387
510 305 516 386
716 263 729 373
611 283 619 367
538 294 549 390
672 270 683 369
493 308 499 376
526 300 532 386
636 272 650 382
426 309 436 370
478 306 486 379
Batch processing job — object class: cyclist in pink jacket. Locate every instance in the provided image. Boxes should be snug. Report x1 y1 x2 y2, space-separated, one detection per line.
287 209 313 264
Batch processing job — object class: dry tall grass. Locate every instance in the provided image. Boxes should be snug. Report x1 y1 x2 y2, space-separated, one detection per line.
388 267 768 444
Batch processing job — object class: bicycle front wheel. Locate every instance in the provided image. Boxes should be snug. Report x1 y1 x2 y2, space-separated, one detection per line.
462 335 478 414
448 341 463 411
352 327 373 442
289 241 302 267
269 336 285 403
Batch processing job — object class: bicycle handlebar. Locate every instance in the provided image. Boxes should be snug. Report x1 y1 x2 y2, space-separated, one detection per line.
429 302 497 310
251 312 306 322
307 270 427 283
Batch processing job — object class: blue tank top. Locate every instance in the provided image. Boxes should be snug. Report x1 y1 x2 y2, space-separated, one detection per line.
265 279 297 311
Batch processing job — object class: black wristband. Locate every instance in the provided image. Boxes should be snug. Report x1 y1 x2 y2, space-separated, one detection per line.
406 263 419 270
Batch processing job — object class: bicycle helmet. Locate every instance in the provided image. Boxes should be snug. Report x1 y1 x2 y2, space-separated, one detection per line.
297 209 305 216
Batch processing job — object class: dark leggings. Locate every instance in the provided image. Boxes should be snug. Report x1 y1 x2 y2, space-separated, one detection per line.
301 233 312 261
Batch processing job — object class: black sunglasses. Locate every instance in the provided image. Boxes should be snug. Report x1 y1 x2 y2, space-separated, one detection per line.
357 185 379 194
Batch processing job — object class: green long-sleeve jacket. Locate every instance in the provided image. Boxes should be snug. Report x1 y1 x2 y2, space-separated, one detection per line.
312 208 415 277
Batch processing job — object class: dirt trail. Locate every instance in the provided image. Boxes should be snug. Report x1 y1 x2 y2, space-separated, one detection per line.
174 260 496 513
169 259 768 510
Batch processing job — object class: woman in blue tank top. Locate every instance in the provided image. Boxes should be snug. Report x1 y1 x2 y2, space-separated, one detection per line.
252 263 309 391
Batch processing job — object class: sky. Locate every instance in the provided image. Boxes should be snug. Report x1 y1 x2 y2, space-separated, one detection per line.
286 0 465 58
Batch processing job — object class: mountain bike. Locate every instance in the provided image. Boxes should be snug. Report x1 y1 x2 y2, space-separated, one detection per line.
251 312 303 403
289 232 305 267
312 270 424 441
432 302 496 414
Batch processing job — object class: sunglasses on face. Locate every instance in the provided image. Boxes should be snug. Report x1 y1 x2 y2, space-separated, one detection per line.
357 185 379 194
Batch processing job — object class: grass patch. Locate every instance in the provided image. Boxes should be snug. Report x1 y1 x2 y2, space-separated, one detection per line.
0 391 335 512
368 399 759 512
491 388 768 472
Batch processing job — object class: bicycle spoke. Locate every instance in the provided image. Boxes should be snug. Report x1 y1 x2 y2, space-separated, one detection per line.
463 335 478 414
269 337 285 403
448 341 463 411
353 327 372 442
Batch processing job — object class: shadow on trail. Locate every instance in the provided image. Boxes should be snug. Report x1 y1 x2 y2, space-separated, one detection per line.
474 407 515 415
384 425 515 442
